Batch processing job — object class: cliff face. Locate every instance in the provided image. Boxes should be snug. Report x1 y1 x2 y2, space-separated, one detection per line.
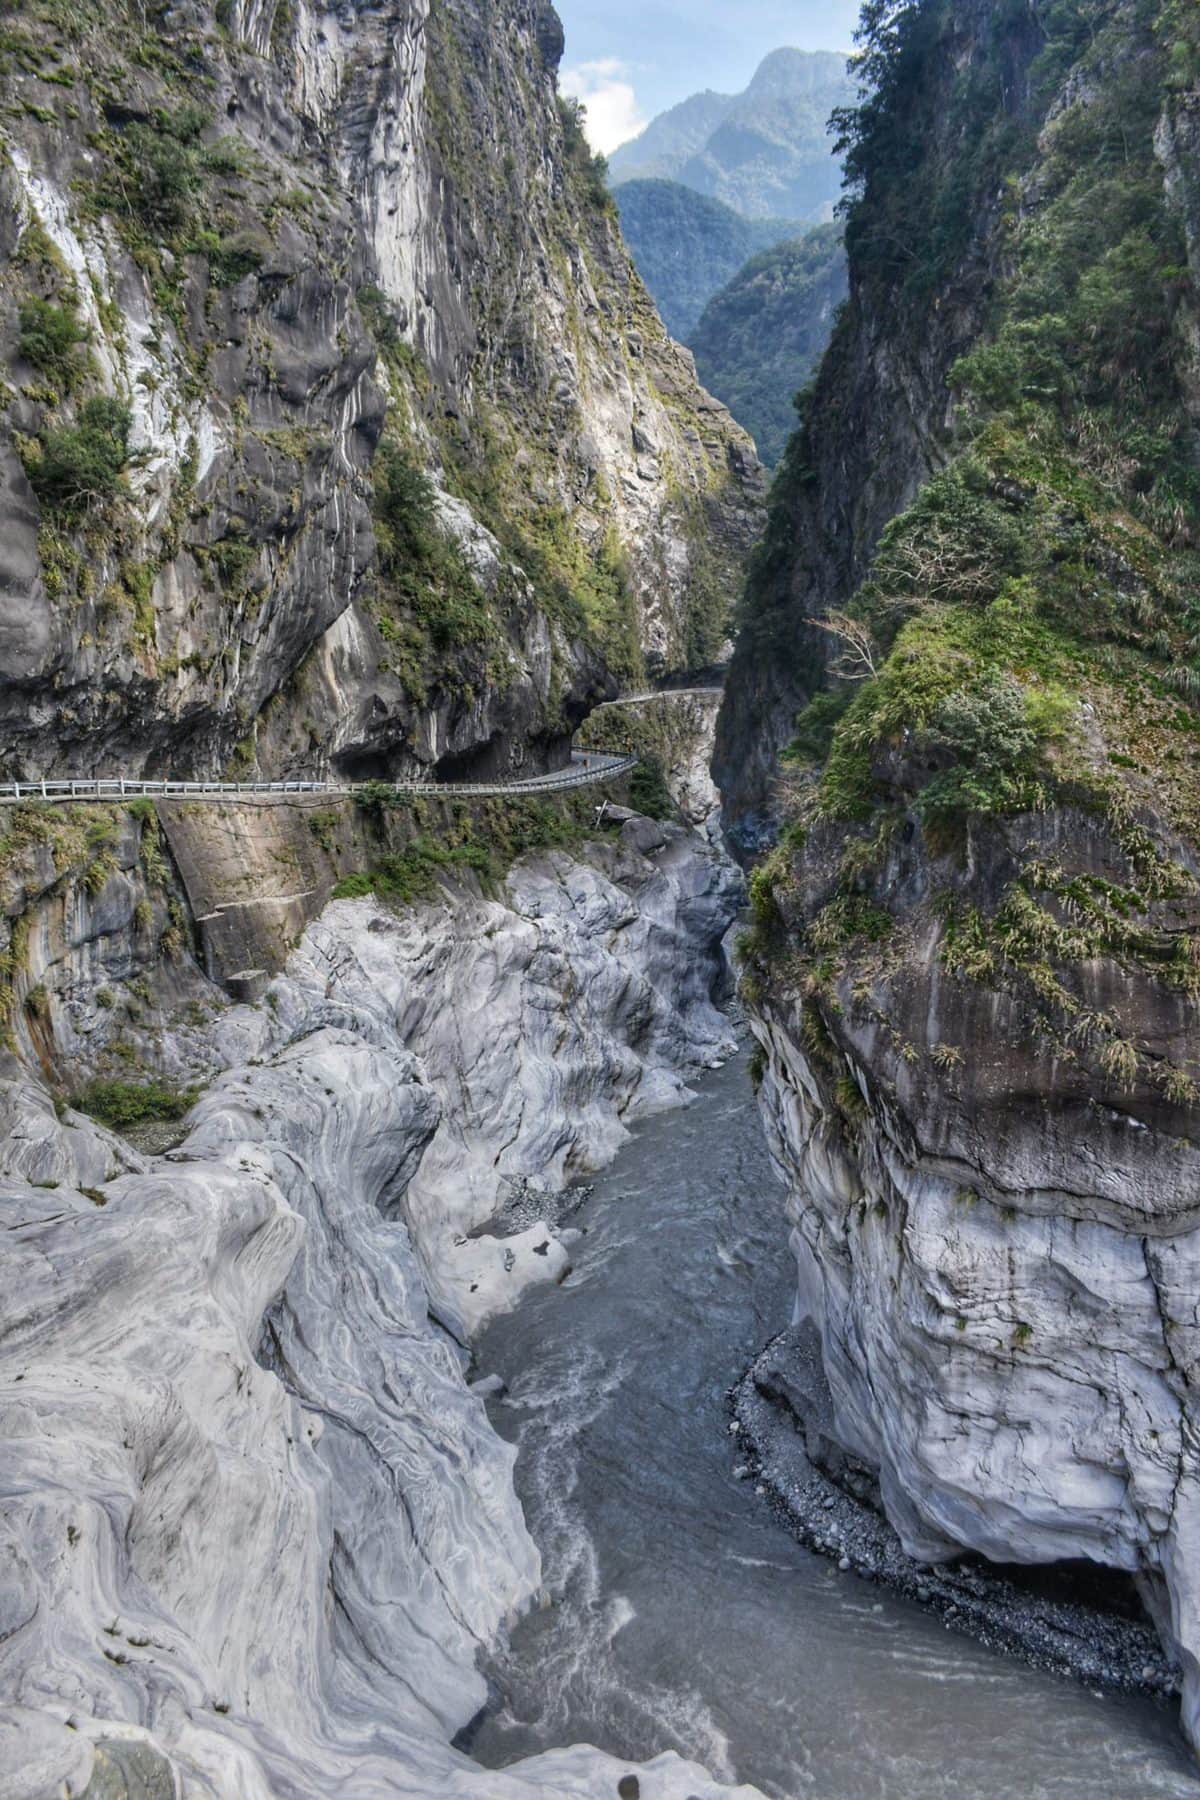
721 0 1200 1751
0 0 761 786
715 0 1043 845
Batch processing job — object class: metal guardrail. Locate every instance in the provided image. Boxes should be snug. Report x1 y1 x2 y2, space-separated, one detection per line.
0 752 638 807
605 687 724 706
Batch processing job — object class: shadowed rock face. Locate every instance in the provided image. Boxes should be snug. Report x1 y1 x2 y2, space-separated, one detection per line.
0 823 755 1799
0 0 761 785
746 793 1200 1751
717 0 1200 1754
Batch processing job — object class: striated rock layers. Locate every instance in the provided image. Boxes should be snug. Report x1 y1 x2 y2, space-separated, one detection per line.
0 0 761 785
746 802 1200 1733
720 0 1200 1760
0 820 756 1798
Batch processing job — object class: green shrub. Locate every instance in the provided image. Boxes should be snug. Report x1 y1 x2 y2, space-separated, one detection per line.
73 1076 199 1130
17 298 88 391
915 674 1040 823
372 438 493 654
558 96 613 213
189 226 266 286
785 688 854 764
27 396 131 514
629 757 676 821
121 104 212 233
333 834 493 905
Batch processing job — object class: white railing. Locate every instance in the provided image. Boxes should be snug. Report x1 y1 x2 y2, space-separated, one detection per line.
0 752 638 807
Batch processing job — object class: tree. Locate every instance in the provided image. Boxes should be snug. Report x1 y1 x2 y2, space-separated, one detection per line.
30 397 132 514
813 611 880 680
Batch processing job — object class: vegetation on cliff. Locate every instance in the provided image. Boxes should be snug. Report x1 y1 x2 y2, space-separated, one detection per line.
738 0 1200 1109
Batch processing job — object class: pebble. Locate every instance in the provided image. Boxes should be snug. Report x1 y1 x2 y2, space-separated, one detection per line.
839 1557 852 1573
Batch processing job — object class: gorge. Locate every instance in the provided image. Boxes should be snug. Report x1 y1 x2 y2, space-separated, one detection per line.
3 0 1200 1797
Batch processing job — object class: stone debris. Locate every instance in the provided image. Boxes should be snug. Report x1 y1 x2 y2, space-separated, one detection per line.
731 1327 1180 1700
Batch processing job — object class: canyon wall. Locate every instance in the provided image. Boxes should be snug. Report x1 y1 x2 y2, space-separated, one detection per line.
719 0 1200 1751
0 0 761 787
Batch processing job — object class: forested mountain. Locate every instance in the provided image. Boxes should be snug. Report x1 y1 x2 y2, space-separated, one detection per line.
689 224 848 466
615 180 805 339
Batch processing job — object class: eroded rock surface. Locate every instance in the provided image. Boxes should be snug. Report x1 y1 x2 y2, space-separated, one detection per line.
0 823 754 1798
0 0 762 786
743 793 1200 1750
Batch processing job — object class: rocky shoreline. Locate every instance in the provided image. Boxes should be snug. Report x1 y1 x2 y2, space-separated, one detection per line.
730 1326 1181 1704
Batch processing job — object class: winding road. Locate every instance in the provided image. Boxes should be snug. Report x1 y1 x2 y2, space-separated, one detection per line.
0 750 638 807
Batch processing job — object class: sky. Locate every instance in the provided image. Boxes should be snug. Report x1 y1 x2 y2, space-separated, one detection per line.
555 0 865 155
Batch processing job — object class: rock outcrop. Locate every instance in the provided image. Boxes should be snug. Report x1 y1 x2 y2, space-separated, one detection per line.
580 690 725 836
719 0 1200 1756
0 819 752 1797
0 0 761 786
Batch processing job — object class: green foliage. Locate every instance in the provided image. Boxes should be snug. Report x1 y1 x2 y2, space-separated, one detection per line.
915 674 1044 823
119 103 212 233
90 101 250 271
188 226 266 286
73 1076 199 1129
629 757 676 820
356 282 400 348
372 437 494 656
333 835 492 904
689 226 847 467
785 688 854 765
760 0 1200 847
25 396 131 514
558 96 614 213
338 795 611 904
17 297 88 391
832 0 1031 300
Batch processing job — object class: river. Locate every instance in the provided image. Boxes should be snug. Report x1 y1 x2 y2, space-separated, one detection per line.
467 1045 1199 1799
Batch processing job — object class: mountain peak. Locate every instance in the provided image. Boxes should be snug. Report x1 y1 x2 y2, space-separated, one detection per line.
608 45 854 223
745 47 851 99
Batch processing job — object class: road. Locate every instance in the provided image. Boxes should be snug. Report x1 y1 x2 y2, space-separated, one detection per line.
0 751 638 807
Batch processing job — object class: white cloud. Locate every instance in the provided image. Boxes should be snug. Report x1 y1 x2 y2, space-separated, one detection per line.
560 58 648 157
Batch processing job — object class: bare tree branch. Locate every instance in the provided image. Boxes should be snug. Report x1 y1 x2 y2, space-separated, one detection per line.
813 612 879 681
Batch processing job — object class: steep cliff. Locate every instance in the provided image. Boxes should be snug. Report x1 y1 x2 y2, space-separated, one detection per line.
720 0 1200 1754
0 0 761 787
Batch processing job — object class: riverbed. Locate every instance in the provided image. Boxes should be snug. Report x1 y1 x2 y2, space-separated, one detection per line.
467 1045 1200 1799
